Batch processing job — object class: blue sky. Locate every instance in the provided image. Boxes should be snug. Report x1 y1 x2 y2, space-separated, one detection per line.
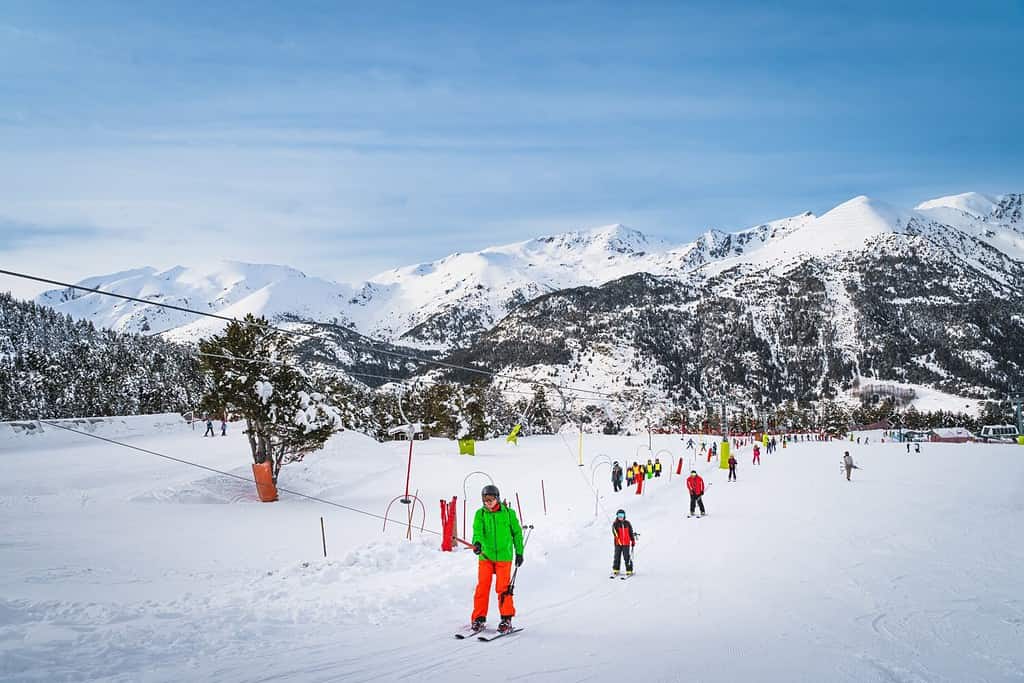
1 0 1022 296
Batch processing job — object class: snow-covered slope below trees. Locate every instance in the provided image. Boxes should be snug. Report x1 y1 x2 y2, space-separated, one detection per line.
2 424 1022 681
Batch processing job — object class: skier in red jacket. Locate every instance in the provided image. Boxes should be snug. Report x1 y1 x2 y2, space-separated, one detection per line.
611 509 636 576
686 470 706 517
752 444 761 465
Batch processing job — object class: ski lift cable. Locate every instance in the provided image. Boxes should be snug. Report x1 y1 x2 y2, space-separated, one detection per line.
38 419 449 538
0 268 619 401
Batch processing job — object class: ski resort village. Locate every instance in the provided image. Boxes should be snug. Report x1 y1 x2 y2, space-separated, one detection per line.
2 3 1023 682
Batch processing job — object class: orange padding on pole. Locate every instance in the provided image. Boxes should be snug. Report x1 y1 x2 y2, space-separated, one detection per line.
252 462 279 502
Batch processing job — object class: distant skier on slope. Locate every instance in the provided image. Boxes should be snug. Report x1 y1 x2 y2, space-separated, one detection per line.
611 509 636 576
626 463 635 487
654 458 662 477
470 484 524 634
612 461 623 492
686 470 706 517
752 443 761 465
728 454 737 481
842 451 857 481
203 418 214 437
645 459 654 480
686 438 695 451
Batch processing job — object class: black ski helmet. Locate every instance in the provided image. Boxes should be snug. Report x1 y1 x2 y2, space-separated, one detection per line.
481 484 500 500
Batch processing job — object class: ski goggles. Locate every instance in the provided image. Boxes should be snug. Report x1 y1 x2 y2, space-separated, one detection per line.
616 512 626 519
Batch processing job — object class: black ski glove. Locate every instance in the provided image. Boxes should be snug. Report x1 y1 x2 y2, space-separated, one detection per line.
473 542 482 555
515 553 524 567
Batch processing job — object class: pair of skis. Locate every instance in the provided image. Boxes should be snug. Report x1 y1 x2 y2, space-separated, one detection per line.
609 572 634 580
453 625 523 641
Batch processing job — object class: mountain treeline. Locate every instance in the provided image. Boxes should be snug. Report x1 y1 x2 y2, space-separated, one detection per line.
0 293 205 420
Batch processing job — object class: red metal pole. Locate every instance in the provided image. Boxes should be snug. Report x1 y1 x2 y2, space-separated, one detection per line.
401 437 414 503
541 479 547 516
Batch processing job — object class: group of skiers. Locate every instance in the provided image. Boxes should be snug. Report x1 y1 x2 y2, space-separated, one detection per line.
202 417 227 437
610 459 662 491
466 439 864 633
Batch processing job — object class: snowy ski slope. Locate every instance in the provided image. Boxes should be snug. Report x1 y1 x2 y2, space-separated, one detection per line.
1 419 1022 682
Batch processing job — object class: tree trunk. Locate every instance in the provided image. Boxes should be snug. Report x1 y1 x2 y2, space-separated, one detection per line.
245 418 259 464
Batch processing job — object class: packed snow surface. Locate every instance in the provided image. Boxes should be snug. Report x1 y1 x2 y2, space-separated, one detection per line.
1 419 1023 682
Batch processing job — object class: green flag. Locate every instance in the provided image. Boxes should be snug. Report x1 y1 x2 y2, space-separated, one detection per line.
506 424 521 445
458 438 476 456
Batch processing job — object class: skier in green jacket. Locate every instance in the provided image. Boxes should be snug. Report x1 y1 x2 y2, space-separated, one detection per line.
471 484 524 633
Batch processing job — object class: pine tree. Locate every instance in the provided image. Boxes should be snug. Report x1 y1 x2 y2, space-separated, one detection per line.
199 314 341 482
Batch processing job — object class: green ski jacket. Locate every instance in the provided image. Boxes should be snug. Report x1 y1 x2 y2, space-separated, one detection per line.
472 503 524 562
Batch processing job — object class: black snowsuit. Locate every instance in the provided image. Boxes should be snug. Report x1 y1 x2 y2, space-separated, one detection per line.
612 465 623 492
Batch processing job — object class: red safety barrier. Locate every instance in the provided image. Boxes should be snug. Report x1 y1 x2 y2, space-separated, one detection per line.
676 458 683 475
440 496 457 551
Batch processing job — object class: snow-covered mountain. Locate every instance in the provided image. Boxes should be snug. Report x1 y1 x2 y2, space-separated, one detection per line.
32 191 1024 404
446 192 1024 407
37 261 357 340
34 215 820 349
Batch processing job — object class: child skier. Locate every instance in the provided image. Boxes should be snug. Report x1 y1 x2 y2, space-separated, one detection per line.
752 443 760 465
626 464 635 487
686 470 706 516
203 418 214 437
654 458 662 477
612 461 623 492
611 509 636 576
470 484 524 633
728 454 737 481
645 459 654 480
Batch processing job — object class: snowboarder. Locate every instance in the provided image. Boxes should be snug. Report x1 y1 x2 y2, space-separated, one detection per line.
728 454 737 481
842 451 856 481
470 484 524 634
220 419 227 436
204 418 214 437
654 458 662 477
611 509 636 576
612 461 623 492
686 470 706 516
752 444 761 465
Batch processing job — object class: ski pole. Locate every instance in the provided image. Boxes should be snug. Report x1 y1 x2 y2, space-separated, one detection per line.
500 525 534 607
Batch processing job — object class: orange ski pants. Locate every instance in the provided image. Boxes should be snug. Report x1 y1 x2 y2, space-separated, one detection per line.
472 559 515 620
